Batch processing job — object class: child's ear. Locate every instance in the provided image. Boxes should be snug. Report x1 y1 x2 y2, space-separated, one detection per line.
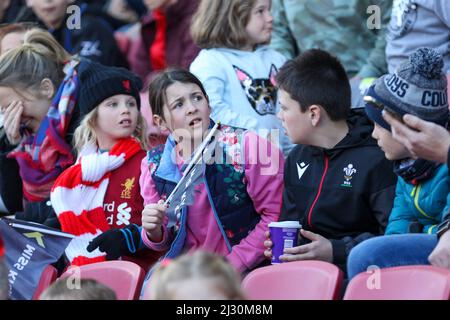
309 105 321 127
153 114 168 130
39 78 55 100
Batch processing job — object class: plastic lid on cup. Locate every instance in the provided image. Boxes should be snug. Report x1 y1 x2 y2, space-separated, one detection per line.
268 221 301 228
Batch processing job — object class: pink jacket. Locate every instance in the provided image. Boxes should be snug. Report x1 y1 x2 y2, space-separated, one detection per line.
139 131 284 273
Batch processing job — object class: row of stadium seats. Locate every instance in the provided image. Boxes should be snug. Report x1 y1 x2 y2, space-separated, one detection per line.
32 260 450 300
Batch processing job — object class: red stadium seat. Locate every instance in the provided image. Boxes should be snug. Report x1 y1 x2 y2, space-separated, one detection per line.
33 264 58 300
60 260 145 300
344 265 450 300
242 260 343 300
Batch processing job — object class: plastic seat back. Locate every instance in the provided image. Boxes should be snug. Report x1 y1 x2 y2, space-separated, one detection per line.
242 260 343 300
33 264 58 300
60 260 145 300
344 265 450 300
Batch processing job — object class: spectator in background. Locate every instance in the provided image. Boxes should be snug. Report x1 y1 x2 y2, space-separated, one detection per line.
17 0 127 67
122 0 199 148
386 0 450 74
40 279 117 300
270 0 392 108
76 0 145 32
126 0 200 87
104 0 146 31
148 251 245 300
190 0 293 155
0 23 37 54
0 0 26 24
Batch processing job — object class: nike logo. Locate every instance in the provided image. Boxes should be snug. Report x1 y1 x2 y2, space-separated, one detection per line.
297 162 309 180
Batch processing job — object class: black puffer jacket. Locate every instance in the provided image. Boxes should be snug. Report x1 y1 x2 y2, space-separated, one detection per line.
281 109 397 269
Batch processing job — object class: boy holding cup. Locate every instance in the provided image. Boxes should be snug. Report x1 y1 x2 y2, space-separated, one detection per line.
264 49 397 273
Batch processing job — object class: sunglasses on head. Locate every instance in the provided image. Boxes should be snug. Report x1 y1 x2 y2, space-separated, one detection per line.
364 95 405 123
363 95 384 110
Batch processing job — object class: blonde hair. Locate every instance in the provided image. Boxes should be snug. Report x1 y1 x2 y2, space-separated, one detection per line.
191 0 256 49
40 279 116 300
149 251 245 300
0 28 71 93
73 107 149 154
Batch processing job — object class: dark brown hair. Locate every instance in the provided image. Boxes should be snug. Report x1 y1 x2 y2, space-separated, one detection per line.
148 69 208 120
276 49 351 121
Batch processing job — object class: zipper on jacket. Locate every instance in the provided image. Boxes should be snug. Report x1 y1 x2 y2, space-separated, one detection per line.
204 177 233 253
307 155 329 229
410 184 433 220
427 225 437 234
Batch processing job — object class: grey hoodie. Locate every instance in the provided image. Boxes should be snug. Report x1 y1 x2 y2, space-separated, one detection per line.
386 0 450 74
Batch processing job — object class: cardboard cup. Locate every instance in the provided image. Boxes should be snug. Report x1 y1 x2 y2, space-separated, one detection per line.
269 221 301 264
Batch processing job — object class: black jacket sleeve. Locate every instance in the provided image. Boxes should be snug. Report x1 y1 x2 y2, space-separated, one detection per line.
0 131 23 215
15 200 61 229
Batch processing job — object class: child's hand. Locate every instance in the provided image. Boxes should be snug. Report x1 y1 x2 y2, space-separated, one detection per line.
280 229 333 263
142 199 167 243
263 230 273 260
2 101 23 145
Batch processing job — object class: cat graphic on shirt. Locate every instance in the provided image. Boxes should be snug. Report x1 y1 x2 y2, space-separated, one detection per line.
234 65 278 116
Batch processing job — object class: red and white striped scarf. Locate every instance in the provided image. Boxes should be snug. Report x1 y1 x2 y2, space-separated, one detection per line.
50 138 142 266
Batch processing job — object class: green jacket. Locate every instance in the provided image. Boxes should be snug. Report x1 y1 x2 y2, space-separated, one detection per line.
271 0 392 78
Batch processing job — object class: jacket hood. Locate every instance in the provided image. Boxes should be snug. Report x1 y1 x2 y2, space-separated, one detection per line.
311 108 377 158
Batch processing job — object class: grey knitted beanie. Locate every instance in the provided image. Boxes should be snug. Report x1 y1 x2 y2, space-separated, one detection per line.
366 47 448 127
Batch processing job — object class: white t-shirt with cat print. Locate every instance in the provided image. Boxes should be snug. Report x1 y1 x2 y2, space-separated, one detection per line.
190 46 293 155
